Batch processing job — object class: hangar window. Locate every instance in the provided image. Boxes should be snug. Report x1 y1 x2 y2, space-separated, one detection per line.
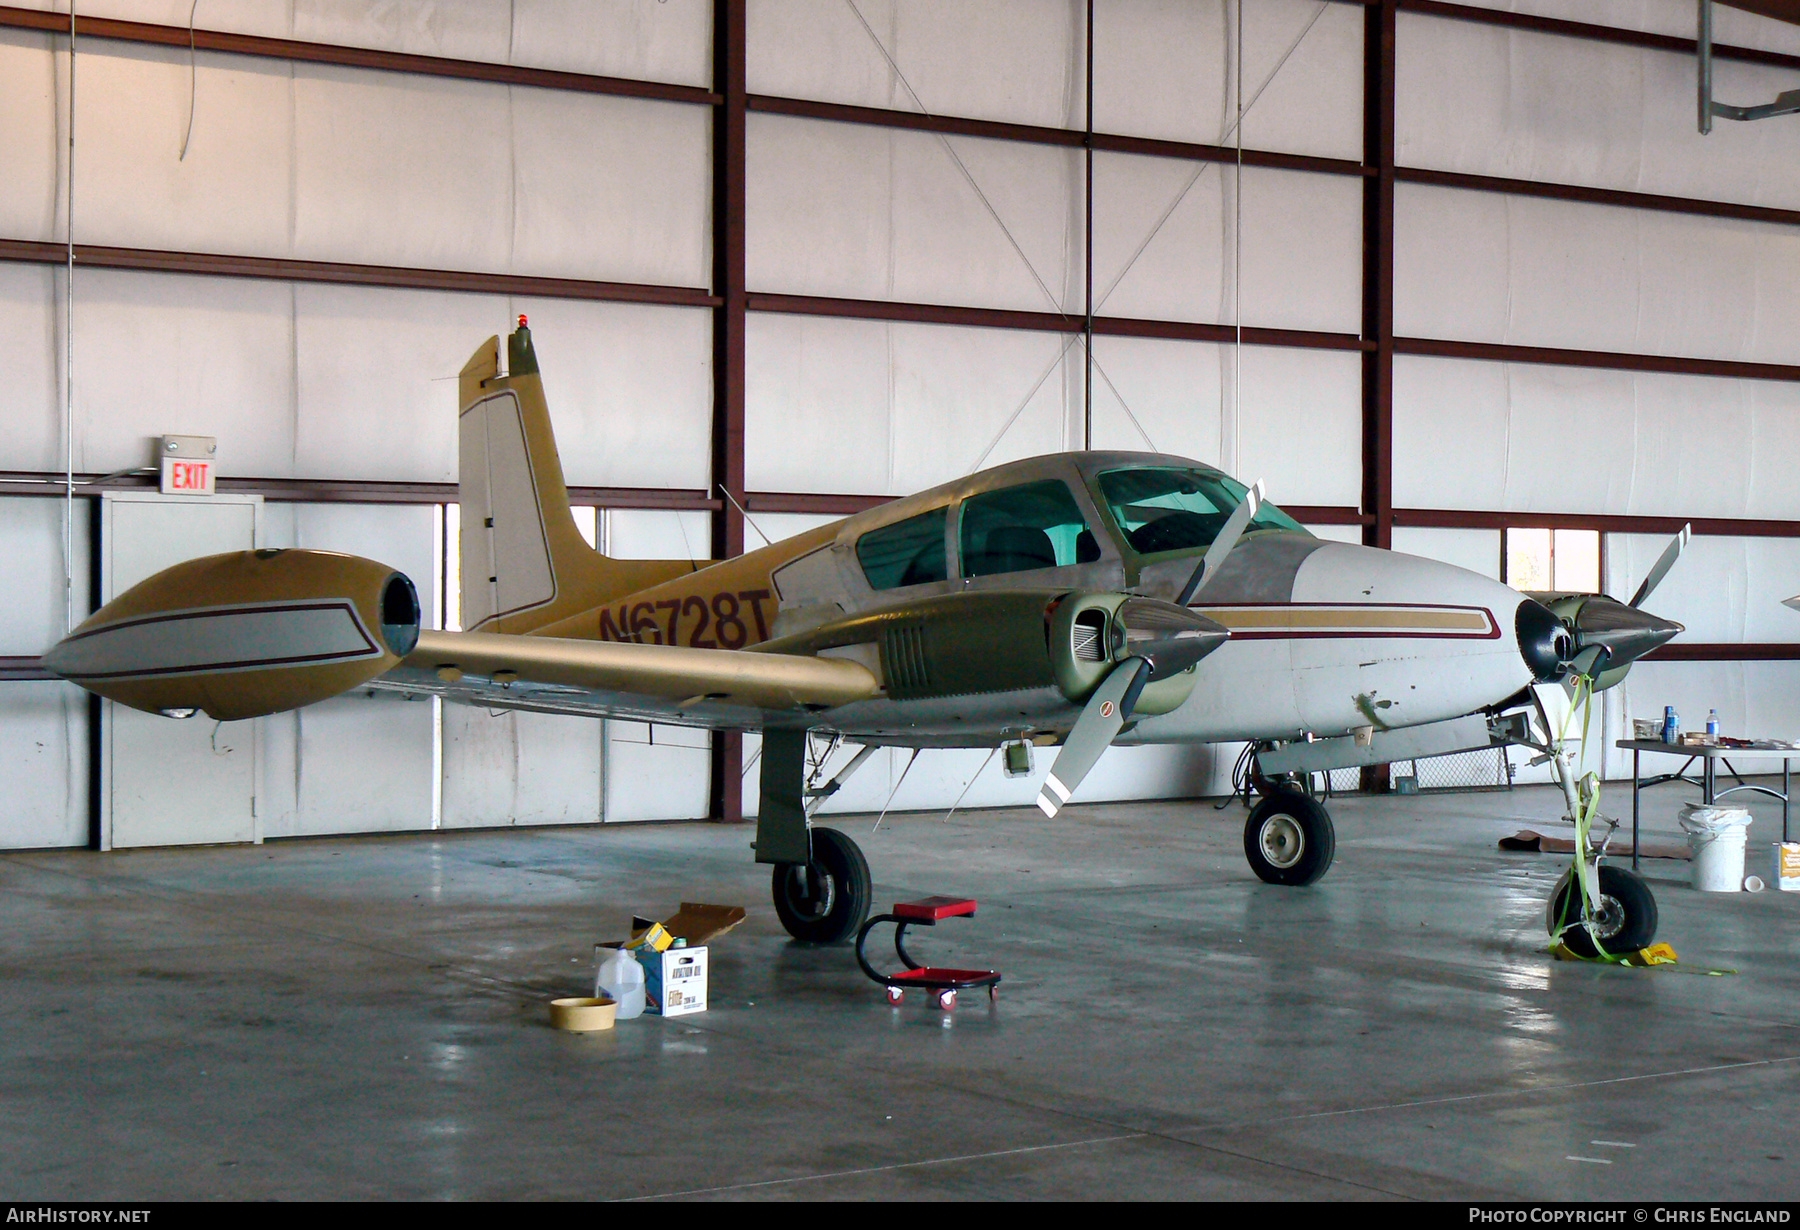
856 507 949 590
959 481 1099 577
1504 527 1600 593
1098 467 1305 558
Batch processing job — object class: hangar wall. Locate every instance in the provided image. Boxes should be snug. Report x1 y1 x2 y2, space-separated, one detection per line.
3 0 1798 847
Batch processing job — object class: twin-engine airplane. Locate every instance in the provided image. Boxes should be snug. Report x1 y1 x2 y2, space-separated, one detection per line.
44 322 1686 946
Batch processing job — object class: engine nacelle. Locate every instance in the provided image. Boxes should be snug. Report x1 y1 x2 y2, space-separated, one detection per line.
757 589 1214 717
43 549 420 721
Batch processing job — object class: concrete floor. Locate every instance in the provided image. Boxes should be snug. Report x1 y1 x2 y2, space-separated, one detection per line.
4 782 1799 1201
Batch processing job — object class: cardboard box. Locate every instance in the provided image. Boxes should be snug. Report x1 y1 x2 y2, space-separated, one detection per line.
637 945 707 1017
1776 843 1800 892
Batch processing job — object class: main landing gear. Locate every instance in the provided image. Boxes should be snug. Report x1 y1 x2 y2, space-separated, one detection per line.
771 826 872 944
756 730 874 943
1243 786 1336 886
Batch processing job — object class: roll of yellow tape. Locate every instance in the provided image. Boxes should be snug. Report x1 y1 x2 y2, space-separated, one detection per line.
549 996 617 1032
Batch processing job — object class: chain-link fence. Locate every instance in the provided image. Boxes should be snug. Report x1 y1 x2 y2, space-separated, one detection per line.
1321 746 1514 796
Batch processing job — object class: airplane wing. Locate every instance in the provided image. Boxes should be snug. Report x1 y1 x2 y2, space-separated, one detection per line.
368 629 880 729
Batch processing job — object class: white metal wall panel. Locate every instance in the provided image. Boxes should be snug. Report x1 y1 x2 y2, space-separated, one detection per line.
0 494 92 850
68 45 296 259
0 682 89 850
69 269 298 479
1391 527 1503 581
292 0 513 62
4 273 713 487
291 66 511 273
292 284 502 484
1094 0 1362 160
32 2 291 38
510 1 712 85
1606 533 1800 646
747 0 1081 130
0 31 60 244
509 89 710 286
0 264 60 475
1393 355 1800 519
441 704 604 828
1396 183 1800 364
520 301 715 491
1440 1 1800 53
746 313 1085 496
298 289 712 487
20 1 713 84
254 503 438 838
748 114 1082 314
1397 15 1800 212
605 721 710 823
747 315 1358 502
1095 159 1363 334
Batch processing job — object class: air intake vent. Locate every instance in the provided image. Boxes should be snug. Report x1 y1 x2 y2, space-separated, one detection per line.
1072 610 1107 662
880 624 932 696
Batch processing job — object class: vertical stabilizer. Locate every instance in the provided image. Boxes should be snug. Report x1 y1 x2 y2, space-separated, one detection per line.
457 322 704 635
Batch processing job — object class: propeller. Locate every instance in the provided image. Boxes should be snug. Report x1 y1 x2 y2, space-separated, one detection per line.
1034 484 1261 818
1784 595 1800 613
1629 524 1690 609
1541 524 1689 692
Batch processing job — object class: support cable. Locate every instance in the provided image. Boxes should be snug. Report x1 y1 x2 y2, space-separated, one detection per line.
1095 2 1329 314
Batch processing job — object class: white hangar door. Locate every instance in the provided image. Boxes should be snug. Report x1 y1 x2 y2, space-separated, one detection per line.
101 492 263 850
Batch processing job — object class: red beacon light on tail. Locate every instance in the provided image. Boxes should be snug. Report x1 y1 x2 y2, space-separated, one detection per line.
517 314 528 328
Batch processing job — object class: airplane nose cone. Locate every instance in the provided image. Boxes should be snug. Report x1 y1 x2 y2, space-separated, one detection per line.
1516 598 1574 682
1574 597 1684 667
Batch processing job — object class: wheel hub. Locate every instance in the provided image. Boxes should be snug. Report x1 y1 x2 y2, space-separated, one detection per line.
782 865 836 923
1258 815 1305 869
1588 893 1626 941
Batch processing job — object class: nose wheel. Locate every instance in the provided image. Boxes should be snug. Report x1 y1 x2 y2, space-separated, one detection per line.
1243 787 1336 886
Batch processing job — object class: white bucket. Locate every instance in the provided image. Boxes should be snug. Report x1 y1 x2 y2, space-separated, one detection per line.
1681 804 1754 892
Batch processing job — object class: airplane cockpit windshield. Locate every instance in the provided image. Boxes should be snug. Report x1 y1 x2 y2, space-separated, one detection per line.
1097 467 1307 558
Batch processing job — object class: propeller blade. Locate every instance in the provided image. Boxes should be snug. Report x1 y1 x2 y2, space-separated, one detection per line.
1175 480 1265 607
1036 658 1150 818
1629 524 1690 609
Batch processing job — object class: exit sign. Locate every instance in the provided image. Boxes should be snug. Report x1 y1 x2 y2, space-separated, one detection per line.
159 435 218 496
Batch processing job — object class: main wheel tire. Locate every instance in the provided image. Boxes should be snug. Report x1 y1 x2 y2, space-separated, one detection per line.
1243 788 1335 886
1549 864 1658 958
771 826 872 944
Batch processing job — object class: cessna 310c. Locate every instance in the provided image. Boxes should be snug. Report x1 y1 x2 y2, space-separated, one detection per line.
44 321 1686 950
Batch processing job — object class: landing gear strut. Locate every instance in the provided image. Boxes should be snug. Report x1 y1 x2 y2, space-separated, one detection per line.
771 826 872 943
1243 787 1336 886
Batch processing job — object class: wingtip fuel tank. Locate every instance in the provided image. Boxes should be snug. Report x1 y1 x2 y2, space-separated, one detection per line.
43 549 420 721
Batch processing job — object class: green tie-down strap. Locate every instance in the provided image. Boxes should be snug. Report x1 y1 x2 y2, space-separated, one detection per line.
1544 675 1735 974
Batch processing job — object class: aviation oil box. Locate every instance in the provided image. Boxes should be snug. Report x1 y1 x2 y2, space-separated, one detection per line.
1776 843 1800 892
635 945 708 1017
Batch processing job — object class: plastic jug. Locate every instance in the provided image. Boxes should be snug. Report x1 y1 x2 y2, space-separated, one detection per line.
595 945 645 1020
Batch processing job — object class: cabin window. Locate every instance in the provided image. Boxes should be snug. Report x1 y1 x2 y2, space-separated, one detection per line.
959 481 1100 577
856 507 949 590
1097 467 1305 557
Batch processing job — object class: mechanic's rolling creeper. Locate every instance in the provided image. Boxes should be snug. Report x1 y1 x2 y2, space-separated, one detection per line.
855 896 1001 1009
